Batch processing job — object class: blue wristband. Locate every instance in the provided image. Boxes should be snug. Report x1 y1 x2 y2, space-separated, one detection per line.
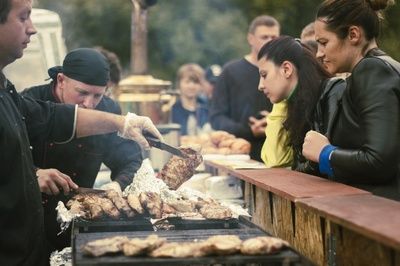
318 144 337 177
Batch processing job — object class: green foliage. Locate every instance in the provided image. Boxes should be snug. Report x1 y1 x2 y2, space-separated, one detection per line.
35 0 400 80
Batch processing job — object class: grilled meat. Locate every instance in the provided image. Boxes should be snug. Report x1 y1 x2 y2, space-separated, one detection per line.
82 195 104 219
199 204 232 220
122 235 166 256
202 235 242 255
82 236 129 257
240 236 288 255
150 242 206 258
159 147 203 190
98 197 120 220
139 192 163 219
126 194 144 214
106 190 135 218
167 199 196 213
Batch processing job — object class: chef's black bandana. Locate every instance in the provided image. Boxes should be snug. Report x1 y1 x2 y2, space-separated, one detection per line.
48 48 110 86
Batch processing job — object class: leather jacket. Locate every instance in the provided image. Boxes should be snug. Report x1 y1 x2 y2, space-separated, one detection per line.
328 49 400 199
293 77 346 174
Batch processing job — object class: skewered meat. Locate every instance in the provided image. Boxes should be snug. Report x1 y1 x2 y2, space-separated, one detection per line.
150 242 206 258
126 194 144 214
106 190 135 218
159 147 203 190
82 236 129 257
240 236 289 255
199 204 232 219
139 192 163 219
202 235 242 255
122 235 166 256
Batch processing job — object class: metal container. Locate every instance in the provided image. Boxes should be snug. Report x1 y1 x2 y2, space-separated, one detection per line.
146 124 181 171
116 75 176 125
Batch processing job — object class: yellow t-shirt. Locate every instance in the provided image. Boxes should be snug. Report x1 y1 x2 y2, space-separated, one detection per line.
261 101 293 168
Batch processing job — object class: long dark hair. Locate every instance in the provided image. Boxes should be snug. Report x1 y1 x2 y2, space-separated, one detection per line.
258 36 331 150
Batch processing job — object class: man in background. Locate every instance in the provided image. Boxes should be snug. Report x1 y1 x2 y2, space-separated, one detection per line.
21 48 143 254
210 15 280 161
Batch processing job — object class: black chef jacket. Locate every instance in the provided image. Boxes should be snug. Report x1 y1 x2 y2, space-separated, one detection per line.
0 78 76 266
21 82 143 252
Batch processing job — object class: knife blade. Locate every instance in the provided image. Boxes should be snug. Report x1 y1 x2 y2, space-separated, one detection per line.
72 187 106 195
144 132 188 158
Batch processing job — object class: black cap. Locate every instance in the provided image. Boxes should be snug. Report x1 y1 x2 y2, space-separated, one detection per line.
48 48 110 86
205 64 222 84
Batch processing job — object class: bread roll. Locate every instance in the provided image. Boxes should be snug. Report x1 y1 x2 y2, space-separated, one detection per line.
230 138 251 154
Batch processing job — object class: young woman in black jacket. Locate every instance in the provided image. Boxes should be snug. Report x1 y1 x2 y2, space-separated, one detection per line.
302 0 400 200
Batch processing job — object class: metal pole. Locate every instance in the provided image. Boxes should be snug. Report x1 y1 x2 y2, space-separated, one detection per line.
131 0 148 74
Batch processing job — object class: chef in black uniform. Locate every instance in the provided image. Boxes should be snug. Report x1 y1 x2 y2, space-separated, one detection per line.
0 1 161 264
21 48 144 255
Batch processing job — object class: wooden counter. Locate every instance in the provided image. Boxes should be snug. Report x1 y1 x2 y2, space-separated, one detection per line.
204 160 400 266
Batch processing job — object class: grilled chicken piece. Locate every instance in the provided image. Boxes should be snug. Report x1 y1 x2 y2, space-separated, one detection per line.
126 194 144 214
159 147 203 190
202 235 242 255
82 236 129 257
66 199 89 218
139 192 163 219
106 190 135 218
83 196 104 219
240 236 288 255
161 202 176 215
98 197 120 220
122 235 166 256
150 242 206 258
199 204 232 220
167 199 196 213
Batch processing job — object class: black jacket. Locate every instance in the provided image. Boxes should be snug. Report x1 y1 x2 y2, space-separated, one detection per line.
293 77 346 174
0 78 76 266
209 58 273 161
21 83 143 251
328 49 400 199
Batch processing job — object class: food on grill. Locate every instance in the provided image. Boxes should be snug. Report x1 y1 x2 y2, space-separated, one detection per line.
126 194 144 214
202 235 242 255
106 190 135 218
181 131 251 155
150 242 206 258
82 236 129 257
98 197 121 220
82 196 104 220
122 235 166 256
159 147 203 190
82 234 288 258
199 204 232 220
139 192 163 219
66 191 232 221
167 199 196 213
66 199 89 218
240 236 289 255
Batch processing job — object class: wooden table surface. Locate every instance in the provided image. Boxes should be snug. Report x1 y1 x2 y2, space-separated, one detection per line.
205 160 370 201
297 194 400 250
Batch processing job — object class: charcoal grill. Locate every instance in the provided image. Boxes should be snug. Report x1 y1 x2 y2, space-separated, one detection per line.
72 217 303 266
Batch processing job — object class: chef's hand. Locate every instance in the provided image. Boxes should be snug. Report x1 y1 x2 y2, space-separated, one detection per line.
36 168 78 196
302 130 331 162
249 115 268 138
118 112 163 150
100 181 122 195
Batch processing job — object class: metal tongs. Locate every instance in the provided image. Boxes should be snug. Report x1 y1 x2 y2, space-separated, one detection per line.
144 131 188 158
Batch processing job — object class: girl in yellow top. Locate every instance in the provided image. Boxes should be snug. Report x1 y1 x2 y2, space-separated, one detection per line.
258 36 336 170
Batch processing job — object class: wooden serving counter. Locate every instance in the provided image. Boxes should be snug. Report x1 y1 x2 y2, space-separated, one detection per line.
204 160 400 266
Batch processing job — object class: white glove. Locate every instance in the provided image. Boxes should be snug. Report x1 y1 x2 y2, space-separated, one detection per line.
100 181 122 195
118 112 163 149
